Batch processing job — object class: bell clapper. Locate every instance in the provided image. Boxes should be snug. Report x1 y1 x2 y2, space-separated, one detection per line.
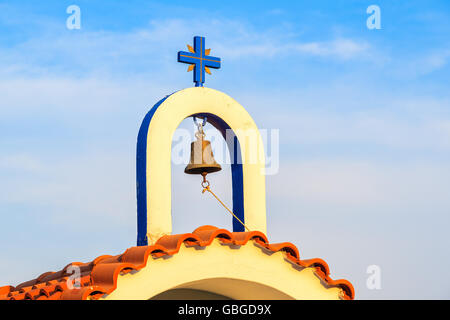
201 172 210 192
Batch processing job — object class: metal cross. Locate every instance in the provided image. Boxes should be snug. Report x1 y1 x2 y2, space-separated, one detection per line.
178 36 221 87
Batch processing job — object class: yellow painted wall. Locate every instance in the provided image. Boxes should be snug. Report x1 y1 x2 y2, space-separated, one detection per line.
103 239 344 300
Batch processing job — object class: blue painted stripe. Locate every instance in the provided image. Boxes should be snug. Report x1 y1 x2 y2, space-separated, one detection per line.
231 140 245 232
136 95 171 246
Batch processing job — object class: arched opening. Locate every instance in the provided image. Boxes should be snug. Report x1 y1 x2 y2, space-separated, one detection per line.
149 278 294 300
150 288 231 300
170 115 234 233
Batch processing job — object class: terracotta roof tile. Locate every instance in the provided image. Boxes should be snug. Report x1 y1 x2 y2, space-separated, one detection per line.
0 225 355 300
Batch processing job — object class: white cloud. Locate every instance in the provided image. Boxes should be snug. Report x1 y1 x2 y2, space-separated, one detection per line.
267 160 450 210
281 111 450 151
291 38 370 59
0 154 44 172
422 49 450 72
0 17 376 80
0 76 165 115
389 49 450 78
214 34 371 60
235 85 450 153
0 152 135 222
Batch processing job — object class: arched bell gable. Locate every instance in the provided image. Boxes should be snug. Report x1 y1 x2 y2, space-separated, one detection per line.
136 87 266 245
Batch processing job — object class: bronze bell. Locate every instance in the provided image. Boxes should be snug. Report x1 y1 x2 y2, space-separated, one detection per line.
185 134 222 175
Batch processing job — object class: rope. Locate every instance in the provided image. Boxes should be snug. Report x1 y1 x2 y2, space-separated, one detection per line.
202 185 251 232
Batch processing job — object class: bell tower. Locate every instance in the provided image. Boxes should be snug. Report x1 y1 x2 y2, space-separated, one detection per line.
136 36 267 245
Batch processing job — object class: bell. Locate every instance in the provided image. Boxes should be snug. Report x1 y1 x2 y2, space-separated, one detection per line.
185 136 222 175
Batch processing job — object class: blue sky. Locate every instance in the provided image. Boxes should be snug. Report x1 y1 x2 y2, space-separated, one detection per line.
0 0 449 299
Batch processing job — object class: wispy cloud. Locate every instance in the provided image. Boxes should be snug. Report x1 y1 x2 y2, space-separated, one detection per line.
0 17 377 80
214 37 371 60
293 38 370 59
388 48 450 78
421 49 450 73
239 85 450 154
268 160 450 210
280 110 450 151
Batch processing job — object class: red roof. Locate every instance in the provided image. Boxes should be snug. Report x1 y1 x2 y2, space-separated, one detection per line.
0 225 355 300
